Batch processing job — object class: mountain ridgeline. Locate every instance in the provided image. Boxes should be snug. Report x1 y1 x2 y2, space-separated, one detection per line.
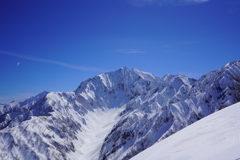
0 60 240 160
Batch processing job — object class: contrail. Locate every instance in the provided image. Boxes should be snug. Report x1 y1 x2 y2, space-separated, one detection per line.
0 50 104 72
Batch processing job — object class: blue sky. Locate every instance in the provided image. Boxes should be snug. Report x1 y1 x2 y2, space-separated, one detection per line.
0 0 240 103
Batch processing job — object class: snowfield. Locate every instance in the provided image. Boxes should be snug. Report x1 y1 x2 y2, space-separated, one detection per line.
68 108 124 160
131 102 240 160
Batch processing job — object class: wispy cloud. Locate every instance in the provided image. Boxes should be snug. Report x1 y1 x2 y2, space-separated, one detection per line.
16 62 20 66
0 50 103 72
115 49 145 54
130 0 209 6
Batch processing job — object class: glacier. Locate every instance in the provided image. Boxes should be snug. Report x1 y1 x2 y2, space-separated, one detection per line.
0 60 240 160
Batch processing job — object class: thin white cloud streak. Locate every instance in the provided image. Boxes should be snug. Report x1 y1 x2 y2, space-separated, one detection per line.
16 62 20 66
115 49 145 54
0 50 103 72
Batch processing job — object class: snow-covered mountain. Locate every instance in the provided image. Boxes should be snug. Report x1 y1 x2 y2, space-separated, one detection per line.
131 101 240 160
0 60 240 160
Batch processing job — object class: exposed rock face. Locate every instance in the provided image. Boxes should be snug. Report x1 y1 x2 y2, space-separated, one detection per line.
0 60 240 160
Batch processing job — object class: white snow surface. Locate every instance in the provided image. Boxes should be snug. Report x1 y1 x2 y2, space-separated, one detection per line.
68 107 124 160
131 102 240 160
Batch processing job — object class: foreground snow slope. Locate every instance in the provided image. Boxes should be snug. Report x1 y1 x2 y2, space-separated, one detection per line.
131 102 240 160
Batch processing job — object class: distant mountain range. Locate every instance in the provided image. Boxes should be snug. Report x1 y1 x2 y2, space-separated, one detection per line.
0 60 240 160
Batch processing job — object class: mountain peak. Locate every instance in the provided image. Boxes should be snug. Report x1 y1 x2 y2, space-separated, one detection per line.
223 59 240 68
120 66 130 70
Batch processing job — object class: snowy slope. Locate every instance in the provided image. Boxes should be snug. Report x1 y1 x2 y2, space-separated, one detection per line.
99 60 240 160
99 74 196 160
0 67 163 160
0 60 240 160
68 108 124 160
131 102 240 160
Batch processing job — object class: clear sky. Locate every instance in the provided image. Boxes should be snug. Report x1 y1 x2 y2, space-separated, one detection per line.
0 0 240 103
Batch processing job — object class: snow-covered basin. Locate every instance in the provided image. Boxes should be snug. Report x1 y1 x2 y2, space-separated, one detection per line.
67 107 123 160
131 102 240 160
